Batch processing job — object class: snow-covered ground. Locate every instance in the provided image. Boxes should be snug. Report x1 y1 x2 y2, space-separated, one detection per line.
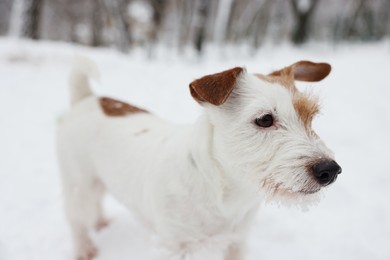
0 38 389 260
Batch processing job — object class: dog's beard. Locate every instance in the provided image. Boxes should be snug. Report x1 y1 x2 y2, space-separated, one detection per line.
259 175 323 211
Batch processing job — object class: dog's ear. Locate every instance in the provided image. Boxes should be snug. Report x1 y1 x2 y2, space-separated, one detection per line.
189 67 244 106
270 61 331 82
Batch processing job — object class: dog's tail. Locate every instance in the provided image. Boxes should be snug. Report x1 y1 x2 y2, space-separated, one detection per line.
69 56 99 106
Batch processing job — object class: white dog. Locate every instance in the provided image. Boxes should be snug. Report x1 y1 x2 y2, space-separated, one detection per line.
57 58 341 260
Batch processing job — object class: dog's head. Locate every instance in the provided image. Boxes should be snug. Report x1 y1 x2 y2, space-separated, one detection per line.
190 61 341 204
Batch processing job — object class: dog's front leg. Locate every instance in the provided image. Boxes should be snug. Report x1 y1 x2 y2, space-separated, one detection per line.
225 242 245 260
167 244 226 260
182 248 226 260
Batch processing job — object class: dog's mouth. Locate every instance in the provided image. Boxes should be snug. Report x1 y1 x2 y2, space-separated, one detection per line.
261 178 321 196
261 178 323 208
275 186 321 196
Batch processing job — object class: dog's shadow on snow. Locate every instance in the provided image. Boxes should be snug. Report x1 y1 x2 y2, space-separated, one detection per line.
93 196 160 260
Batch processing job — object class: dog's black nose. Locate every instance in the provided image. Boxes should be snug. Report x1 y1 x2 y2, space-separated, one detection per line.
312 160 341 186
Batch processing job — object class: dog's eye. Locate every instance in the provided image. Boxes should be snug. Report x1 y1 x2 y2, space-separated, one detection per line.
255 114 273 128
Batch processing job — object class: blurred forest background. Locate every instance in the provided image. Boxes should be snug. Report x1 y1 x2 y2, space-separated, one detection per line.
1 0 390 54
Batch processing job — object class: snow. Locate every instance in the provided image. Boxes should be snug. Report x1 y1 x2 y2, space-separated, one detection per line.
0 38 390 260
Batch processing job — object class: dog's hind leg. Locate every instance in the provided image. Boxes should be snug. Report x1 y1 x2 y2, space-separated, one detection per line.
61 167 106 260
91 180 109 232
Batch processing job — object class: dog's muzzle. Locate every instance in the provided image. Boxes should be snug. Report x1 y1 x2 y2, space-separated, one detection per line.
312 160 342 186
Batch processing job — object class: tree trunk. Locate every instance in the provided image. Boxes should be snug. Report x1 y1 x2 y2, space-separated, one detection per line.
91 0 103 47
101 0 131 52
213 0 234 45
290 0 320 45
292 12 310 44
193 0 211 54
149 0 166 44
9 0 43 39
345 0 365 39
21 0 43 39
9 0 24 37
177 0 192 51
225 0 241 42
246 0 273 49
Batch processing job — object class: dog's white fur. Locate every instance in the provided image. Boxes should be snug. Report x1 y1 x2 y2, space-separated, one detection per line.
57 58 335 260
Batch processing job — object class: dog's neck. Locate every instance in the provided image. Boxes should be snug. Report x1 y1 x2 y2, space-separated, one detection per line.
187 114 261 219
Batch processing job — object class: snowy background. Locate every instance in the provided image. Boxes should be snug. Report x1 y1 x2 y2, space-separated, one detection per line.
0 38 390 260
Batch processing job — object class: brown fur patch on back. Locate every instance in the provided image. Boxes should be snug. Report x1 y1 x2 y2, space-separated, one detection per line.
99 97 147 116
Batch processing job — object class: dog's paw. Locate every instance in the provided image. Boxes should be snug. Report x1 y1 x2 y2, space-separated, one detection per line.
95 217 110 232
76 248 97 260
76 244 98 260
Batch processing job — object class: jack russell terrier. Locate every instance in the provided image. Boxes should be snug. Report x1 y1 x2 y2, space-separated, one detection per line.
57 58 341 260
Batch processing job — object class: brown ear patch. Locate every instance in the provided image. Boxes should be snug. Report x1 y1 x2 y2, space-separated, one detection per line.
292 61 331 82
189 67 243 106
269 61 331 83
99 97 147 116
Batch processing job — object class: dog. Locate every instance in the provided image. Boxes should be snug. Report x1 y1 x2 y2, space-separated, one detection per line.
57 58 341 260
